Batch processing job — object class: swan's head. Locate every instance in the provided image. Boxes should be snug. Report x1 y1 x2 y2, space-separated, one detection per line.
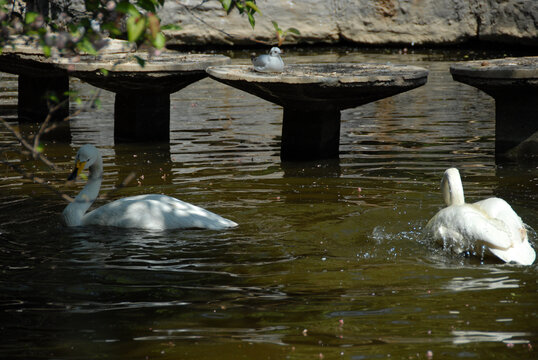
441 168 465 206
68 144 100 180
269 47 282 56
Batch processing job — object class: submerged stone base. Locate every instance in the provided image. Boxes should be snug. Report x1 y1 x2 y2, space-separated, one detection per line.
451 56 538 159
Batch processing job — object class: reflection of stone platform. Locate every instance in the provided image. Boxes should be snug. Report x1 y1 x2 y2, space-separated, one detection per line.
450 57 538 158
207 64 428 161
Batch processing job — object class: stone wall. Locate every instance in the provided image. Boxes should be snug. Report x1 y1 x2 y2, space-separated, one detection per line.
39 0 537 47
160 0 538 47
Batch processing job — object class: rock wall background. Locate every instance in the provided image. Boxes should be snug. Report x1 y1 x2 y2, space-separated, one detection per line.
37 0 537 47
160 0 538 47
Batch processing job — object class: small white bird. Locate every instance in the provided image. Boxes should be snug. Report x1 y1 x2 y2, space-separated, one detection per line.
251 47 284 73
424 168 535 265
62 145 238 230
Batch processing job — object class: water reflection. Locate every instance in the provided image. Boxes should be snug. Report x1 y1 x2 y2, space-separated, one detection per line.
139 326 288 345
114 143 173 187
452 330 530 345
446 275 519 292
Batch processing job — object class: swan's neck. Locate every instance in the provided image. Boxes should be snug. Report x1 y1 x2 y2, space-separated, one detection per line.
63 158 103 226
442 169 465 206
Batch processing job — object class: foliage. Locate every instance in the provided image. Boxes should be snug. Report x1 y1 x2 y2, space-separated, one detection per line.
219 0 259 28
0 0 261 55
271 20 300 47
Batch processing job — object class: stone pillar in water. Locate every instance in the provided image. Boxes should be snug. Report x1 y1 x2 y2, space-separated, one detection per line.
18 74 69 122
281 106 341 161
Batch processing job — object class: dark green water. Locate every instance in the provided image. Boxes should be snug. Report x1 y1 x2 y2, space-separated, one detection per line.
1 48 537 359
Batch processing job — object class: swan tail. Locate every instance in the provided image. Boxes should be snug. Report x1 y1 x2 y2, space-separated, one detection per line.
489 241 536 265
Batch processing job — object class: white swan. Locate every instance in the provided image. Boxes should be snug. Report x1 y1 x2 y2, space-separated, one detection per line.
424 168 535 265
62 145 238 230
251 47 284 73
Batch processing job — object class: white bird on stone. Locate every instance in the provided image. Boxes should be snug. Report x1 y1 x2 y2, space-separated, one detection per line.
424 168 535 265
62 144 238 230
251 47 284 73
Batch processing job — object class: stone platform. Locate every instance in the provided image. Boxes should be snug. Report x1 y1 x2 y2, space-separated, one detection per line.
0 40 70 122
57 51 230 141
450 56 538 158
207 63 428 161
0 39 230 142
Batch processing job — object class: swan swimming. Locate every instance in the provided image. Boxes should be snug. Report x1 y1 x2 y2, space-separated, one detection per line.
62 144 238 230
251 47 284 73
424 168 535 265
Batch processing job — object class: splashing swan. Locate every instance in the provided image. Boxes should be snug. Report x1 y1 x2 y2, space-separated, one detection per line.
62 145 238 230
424 168 535 265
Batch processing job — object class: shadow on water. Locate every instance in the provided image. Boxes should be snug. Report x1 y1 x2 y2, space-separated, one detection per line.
0 48 537 359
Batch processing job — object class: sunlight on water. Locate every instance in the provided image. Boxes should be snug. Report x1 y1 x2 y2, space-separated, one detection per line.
446 275 520 292
452 330 531 345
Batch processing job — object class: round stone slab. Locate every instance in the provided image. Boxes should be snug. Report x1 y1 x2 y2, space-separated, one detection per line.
207 63 429 109
57 51 231 93
207 63 428 161
0 38 136 77
450 56 538 80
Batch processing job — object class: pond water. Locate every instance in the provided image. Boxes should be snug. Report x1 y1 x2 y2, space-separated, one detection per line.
1 48 537 359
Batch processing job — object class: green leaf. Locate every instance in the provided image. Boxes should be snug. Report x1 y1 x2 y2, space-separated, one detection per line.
161 24 182 31
136 0 157 13
116 1 140 16
77 38 98 55
126 14 146 42
42 45 51 57
220 0 232 12
102 22 123 36
134 55 146 67
92 98 101 110
99 68 109 76
85 0 100 12
245 1 261 15
48 94 59 103
286 27 301 35
152 32 166 49
25 12 38 24
271 20 280 32
247 12 255 29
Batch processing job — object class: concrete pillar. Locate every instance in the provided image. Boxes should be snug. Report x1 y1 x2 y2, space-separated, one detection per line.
114 92 170 142
494 88 538 155
281 105 341 161
18 74 69 122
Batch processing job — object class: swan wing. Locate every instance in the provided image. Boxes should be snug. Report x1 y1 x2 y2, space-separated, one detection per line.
473 198 535 264
488 240 536 265
474 197 524 227
425 205 514 252
82 194 237 230
473 197 527 243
